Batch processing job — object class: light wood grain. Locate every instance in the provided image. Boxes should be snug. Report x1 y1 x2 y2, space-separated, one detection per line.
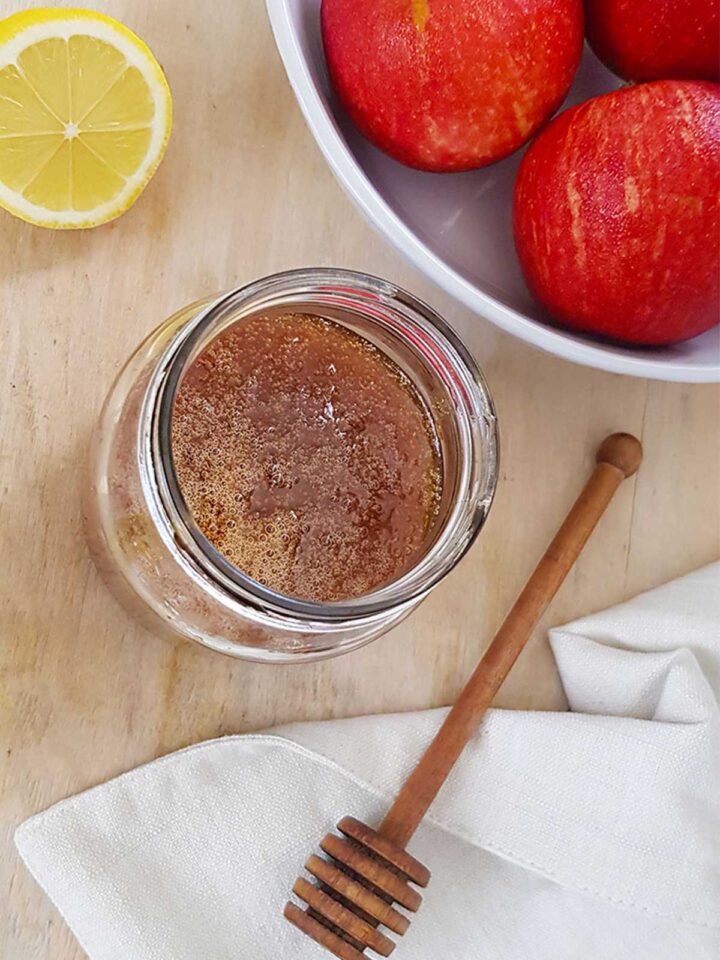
1 3 718 958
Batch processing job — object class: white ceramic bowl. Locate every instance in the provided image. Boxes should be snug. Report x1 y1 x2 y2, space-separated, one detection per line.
267 0 720 382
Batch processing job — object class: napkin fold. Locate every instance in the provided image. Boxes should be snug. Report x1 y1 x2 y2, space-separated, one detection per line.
16 563 720 959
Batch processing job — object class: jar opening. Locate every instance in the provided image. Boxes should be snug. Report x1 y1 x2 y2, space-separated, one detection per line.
148 269 498 623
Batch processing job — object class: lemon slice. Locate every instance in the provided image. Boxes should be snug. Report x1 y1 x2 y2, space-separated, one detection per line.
0 8 172 228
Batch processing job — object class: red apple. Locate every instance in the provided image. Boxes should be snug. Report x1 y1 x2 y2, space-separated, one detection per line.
321 0 584 172
513 81 720 345
586 0 719 82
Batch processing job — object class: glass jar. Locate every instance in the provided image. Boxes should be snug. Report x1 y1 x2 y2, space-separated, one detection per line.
85 269 498 662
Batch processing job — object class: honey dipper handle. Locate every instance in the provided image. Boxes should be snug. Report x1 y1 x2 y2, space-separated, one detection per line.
379 433 642 849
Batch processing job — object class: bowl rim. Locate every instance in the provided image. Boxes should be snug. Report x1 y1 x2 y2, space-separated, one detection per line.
267 0 720 384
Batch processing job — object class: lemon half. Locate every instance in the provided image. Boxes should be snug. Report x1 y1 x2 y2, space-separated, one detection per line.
0 8 172 228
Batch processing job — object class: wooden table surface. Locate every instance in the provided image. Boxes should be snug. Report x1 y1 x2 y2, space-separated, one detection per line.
1 2 718 956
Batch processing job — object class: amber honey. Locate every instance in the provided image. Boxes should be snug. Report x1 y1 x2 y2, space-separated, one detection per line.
171 312 442 602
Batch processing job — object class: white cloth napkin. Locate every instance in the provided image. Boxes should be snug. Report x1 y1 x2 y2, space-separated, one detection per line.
16 563 720 960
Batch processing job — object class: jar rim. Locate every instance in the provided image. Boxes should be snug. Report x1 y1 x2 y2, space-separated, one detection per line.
146 268 498 623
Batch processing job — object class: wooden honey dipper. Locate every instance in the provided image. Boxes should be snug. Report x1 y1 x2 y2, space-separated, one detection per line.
285 433 643 959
